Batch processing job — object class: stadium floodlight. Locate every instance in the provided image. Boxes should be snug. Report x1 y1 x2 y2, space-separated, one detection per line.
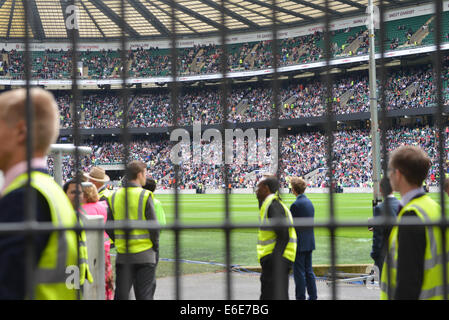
368 0 382 205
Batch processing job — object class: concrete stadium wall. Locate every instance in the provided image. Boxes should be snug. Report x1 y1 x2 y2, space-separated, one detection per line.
155 189 197 195
205 188 376 194
153 188 378 194
149 187 443 195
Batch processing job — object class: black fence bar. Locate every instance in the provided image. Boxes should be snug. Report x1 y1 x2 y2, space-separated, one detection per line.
2 217 448 234
269 0 284 301
119 0 133 301
433 0 448 300
219 0 232 300
23 0 35 301
169 0 181 300
377 0 394 300
69 0 82 301
323 0 337 300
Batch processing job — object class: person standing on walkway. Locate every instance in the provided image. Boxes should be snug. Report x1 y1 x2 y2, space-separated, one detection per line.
256 176 297 300
81 182 114 300
84 166 112 201
289 177 317 300
143 178 166 226
64 177 85 209
369 177 400 279
381 145 449 300
107 160 159 300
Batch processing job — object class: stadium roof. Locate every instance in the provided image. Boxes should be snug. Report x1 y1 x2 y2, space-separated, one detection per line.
0 0 425 40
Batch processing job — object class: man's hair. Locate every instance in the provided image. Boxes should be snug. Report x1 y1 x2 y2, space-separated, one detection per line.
260 176 279 194
126 160 147 181
143 178 157 192
63 179 76 194
0 88 59 154
63 172 86 193
380 176 393 196
290 176 307 194
389 145 431 187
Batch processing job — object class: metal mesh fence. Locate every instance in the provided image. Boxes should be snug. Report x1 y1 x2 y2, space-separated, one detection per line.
0 0 448 301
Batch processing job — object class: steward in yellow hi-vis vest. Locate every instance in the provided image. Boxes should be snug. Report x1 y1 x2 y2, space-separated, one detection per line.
3 171 93 300
382 145 449 300
380 193 449 300
256 176 297 300
108 186 155 254
106 160 159 300
98 186 113 202
257 193 297 263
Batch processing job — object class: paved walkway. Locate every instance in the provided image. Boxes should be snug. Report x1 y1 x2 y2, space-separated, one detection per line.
153 271 381 300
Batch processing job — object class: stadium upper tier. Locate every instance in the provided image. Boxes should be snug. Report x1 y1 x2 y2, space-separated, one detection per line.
0 0 427 40
1 10 449 80
52 60 449 129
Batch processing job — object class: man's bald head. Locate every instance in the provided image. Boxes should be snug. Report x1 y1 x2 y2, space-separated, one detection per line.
0 88 59 154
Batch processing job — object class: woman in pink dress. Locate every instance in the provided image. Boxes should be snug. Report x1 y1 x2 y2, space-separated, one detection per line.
81 182 114 300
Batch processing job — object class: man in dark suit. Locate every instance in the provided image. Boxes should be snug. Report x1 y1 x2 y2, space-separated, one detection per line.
289 177 317 300
369 177 400 279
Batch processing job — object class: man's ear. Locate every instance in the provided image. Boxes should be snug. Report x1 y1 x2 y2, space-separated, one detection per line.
14 120 27 145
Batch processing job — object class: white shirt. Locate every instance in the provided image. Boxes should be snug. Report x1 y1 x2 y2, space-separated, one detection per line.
0 157 47 196
400 187 425 207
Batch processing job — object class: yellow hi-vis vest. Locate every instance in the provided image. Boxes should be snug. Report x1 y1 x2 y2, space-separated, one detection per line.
380 194 449 300
108 187 154 254
2 171 92 299
257 193 297 263
98 186 112 201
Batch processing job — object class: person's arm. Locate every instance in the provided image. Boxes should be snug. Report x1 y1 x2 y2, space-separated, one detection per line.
267 201 289 261
289 202 298 218
0 189 50 300
370 205 382 260
105 199 115 242
144 195 160 253
394 210 425 300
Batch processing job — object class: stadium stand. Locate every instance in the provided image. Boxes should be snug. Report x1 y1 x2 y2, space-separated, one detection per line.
1 2 449 193
3 13 449 81
50 56 449 130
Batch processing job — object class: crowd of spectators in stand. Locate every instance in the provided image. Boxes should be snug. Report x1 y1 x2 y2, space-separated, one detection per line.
130 47 171 77
52 61 449 129
2 14 447 80
48 126 449 190
0 27 378 80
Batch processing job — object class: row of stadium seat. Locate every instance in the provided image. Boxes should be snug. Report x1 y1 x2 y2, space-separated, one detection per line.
48 126 447 189
2 13 449 80
52 59 449 129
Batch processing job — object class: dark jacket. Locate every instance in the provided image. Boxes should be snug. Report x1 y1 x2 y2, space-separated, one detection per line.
395 192 426 300
370 195 400 262
290 194 315 252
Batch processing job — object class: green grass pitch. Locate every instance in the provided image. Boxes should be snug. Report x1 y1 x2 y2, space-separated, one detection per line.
153 192 446 267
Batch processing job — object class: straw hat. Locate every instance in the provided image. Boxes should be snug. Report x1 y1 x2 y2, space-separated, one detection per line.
84 167 110 183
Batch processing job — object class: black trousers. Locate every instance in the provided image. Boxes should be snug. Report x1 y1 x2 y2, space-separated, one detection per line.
260 255 292 300
114 263 157 300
